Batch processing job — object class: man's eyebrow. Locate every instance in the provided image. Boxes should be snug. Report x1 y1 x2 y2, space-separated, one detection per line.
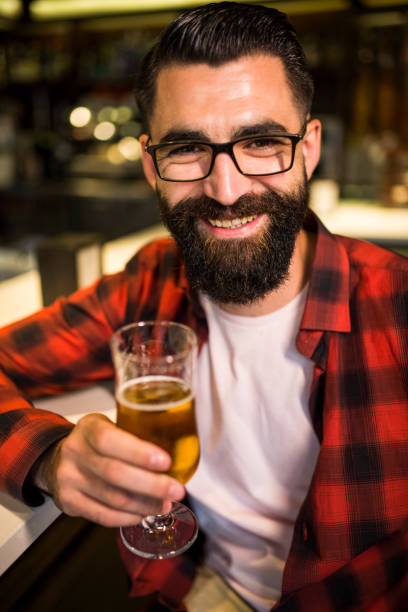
157 121 290 144
232 121 289 138
159 129 210 143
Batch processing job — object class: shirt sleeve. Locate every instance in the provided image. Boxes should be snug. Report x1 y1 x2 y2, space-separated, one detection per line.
0 267 130 505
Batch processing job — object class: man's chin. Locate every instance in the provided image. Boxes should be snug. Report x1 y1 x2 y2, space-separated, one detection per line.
182 219 289 304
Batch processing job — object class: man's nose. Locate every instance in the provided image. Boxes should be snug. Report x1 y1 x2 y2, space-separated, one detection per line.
202 152 253 206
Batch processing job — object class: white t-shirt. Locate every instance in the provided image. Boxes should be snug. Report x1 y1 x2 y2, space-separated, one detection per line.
187 286 320 611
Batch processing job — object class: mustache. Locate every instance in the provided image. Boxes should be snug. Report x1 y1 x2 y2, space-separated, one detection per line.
165 191 288 222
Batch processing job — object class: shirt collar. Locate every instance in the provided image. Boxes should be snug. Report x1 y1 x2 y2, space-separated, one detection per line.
300 210 351 334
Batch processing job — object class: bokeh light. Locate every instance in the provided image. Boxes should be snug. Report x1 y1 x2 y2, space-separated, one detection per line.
70 106 92 128
94 121 116 141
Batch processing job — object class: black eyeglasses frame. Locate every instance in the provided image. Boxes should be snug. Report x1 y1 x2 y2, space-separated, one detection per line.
145 123 308 183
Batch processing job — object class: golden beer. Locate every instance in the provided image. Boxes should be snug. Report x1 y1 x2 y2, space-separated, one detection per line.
116 376 199 484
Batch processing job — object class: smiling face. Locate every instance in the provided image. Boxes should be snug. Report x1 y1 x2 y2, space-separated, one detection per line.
140 54 321 305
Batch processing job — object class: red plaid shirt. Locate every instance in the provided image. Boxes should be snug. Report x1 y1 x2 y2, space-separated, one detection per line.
0 211 407 611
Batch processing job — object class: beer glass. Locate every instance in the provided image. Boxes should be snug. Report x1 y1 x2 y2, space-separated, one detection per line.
110 321 199 559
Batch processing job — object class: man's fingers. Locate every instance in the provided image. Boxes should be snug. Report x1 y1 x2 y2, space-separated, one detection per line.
59 468 164 518
57 464 178 525
75 413 171 471
42 413 186 526
77 460 184 508
63 414 185 500
59 487 148 528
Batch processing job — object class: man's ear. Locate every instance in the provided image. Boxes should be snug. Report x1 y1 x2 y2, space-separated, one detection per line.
302 118 321 180
140 134 157 190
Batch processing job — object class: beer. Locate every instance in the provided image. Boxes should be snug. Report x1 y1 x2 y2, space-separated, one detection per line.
116 376 199 484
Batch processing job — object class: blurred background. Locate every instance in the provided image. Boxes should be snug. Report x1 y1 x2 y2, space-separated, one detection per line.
1 0 408 323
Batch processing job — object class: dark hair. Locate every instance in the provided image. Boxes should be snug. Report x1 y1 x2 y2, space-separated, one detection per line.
135 1 314 132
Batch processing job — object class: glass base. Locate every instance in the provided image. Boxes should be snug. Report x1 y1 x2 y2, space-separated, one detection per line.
120 502 198 559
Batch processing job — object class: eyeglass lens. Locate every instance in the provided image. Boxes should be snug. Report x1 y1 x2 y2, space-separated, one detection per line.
154 135 295 180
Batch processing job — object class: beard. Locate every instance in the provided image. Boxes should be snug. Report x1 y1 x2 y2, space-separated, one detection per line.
156 179 309 305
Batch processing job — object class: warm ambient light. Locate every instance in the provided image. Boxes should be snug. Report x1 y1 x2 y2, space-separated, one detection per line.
116 106 134 124
117 137 141 161
29 0 204 20
94 121 116 141
0 0 21 18
97 105 134 124
97 106 116 122
70 106 92 128
11 0 403 22
106 138 141 164
106 144 123 165
390 184 408 206
364 0 408 6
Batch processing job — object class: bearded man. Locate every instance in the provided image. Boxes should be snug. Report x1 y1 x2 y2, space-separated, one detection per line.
0 3 407 611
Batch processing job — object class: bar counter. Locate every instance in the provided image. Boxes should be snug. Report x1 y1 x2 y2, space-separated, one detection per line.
0 385 116 576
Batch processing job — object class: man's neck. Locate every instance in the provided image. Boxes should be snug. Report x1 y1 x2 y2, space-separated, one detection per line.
217 229 317 317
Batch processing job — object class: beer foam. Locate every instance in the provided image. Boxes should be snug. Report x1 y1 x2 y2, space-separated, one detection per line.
116 376 193 412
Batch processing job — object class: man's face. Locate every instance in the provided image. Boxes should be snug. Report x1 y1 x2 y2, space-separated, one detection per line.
141 54 321 304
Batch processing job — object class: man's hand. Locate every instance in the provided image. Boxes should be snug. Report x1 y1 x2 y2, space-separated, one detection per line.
31 413 185 527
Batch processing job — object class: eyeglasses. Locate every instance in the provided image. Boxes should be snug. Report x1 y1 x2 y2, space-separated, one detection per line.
145 124 307 182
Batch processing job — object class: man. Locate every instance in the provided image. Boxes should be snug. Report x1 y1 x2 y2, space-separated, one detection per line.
0 2 407 611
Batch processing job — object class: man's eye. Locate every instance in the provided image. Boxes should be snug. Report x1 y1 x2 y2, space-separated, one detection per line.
240 137 291 158
246 137 286 149
167 144 204 157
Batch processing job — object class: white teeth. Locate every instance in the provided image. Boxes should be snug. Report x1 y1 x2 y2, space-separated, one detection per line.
208 215 256 229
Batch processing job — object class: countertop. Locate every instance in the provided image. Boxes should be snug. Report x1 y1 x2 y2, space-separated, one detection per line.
0 386 116 575
315 200 408 244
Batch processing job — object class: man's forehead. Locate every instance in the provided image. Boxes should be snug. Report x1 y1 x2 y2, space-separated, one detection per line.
155 53 285 84
149 55 300 138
